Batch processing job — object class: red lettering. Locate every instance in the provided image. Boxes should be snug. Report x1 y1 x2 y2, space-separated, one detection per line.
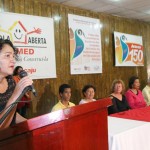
24 48 28 54
24 68 36 74
29 49 34 54
17 48 23 54
17 48 34 55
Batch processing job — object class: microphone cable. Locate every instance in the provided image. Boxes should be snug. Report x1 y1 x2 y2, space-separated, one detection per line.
0 88 28 125
0 98 36 114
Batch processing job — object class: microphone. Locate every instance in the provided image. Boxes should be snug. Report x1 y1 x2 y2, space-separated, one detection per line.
19 70 37 97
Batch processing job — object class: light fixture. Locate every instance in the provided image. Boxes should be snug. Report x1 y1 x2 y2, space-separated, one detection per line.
53 15 61 21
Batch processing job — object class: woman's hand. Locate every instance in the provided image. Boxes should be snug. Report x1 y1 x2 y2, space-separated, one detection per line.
11 76 33 103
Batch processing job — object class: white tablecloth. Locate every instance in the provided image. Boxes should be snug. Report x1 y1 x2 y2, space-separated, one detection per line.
108 116 150 150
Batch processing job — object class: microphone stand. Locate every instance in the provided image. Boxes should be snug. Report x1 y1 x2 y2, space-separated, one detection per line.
0 87 29 125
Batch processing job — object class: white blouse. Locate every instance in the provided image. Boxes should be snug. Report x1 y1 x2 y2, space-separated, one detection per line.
79 99 96 105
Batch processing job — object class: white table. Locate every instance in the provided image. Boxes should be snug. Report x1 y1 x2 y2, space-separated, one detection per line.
108 116 150 150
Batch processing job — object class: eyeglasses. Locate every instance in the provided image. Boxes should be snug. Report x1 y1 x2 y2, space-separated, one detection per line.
2 52 17 60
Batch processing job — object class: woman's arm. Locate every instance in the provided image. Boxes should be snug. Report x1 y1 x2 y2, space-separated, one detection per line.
16 112 27 124
138 90 147 107
125 91 137 109
0 76 32 130
0 107 16 130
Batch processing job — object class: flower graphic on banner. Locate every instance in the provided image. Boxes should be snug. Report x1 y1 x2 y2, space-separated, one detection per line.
120 35 129 62
69 28 85 60
115 35 129 63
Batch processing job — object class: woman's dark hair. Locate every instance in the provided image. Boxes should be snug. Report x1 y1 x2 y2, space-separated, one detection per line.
0 39 18 59
82 84 96 97
13 66 23 76
59 84 71 94
128 76 139 89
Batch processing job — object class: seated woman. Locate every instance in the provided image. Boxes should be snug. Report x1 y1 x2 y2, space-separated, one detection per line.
108 79 130 115
79 84 96 104
125 76 147 109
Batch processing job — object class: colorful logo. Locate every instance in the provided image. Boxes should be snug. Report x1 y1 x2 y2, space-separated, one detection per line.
0 20 42 44
69 28 85 60
115 35 143 65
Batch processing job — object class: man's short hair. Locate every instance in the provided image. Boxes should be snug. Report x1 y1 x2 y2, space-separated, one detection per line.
59 84 71 94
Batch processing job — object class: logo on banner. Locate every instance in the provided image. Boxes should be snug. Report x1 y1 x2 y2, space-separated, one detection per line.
69 28 85 60
0 20 48 74
115 34 143 65
0 21 46 44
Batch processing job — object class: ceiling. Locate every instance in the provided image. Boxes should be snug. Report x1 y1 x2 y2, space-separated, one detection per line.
48 0 150 22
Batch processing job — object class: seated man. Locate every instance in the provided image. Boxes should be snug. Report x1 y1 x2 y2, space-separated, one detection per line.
51 84 75 112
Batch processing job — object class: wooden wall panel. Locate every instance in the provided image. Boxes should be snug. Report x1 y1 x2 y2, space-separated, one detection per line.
0 0 150 118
